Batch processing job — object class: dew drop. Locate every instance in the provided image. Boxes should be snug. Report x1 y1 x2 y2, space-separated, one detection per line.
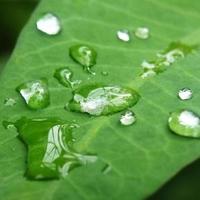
135 27 150 39
178 88 193 100
13 117 97 180
117 30 130 42
36 13 61 35
16 79 50 110
168 110 200 138
68 84 140 116
69 44 97 74
4 98 16 107
141 60 156 70
54 67 81 88
141 70 156 79
101 71 108 76
2 121 16 130
120 110 136 126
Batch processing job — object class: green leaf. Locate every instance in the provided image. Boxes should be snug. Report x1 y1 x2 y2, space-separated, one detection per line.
1 0 200 199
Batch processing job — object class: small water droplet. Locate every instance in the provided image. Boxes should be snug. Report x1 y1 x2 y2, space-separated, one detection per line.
102 164 112 175
135 27 150 39
117 29 130 42
69 84 140 116
2 121 16 129
178 88 193 100
54 67 81 88
120 110 136 126
16 79 50 110
12 117 97 180
36 13 61 35
141 70 156 79
168 110 200 138
69 44 97 74
4 98 16 106
101 71 108 76
141 60 156 70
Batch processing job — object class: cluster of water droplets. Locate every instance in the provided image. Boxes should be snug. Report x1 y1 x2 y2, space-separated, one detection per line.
117 27 150 42
3 11 199 180
140 42 196 79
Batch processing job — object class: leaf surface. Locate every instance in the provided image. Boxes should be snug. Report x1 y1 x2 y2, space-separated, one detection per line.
1 0 200 199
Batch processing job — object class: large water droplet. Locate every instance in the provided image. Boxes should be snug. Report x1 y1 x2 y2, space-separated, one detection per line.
178 88 193 100
68 84 140 116
36 13 61 35
168 110 200 138
4 98 16 106
13 117 97 180
141 42 197 78
120 110 136 126
135 27 150 39
117 30 130 42
69 44 97 74
54 67 81 88
16 79 50 110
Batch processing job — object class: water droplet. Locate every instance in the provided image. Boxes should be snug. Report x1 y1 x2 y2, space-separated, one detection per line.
68 84 140 116
4 98 16 106
101 71 108 76
13 117 97 180
117 30 130 42
135 27 150 39
54 67 81 88
141 60 156 70
36 13 61 35
141 42 197 78
102 164 112 175
120 110 136 126
168 110 200 138
2 121 16 129
141 70 156 79
178 88 193 100
16 79 50 110
69 44 97 74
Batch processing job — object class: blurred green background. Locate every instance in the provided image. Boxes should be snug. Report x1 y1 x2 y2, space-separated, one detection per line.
0 1 200 199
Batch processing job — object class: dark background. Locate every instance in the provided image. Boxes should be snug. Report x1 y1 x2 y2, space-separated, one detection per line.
0 0 200 199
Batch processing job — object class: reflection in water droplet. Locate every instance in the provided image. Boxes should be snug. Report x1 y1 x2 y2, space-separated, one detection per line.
102 164 112 175
141 42 197 78
69 84 140 116
54 67 81 88
36 13 61 35
120 110 136 126
16 79 50 110
13 117 97 180
69 44 97 75
178 88 192 100
168 110 200 138
4 98 16 106
101 71 108 76
117 30 130 42
135 27 150 39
